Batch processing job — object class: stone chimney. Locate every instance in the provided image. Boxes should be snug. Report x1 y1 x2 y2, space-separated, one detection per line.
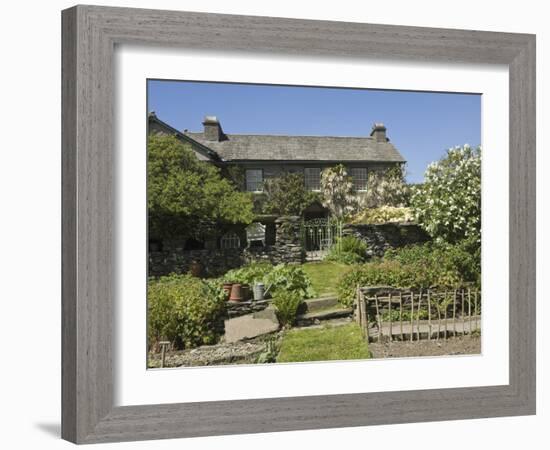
202 116 224 141
370 123 387 142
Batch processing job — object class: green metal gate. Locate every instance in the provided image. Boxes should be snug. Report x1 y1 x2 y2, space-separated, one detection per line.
301 218 342 259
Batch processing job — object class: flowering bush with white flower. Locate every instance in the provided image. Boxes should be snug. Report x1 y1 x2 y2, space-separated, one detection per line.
320 164 359 220
363 164 410 208
411 145 481 244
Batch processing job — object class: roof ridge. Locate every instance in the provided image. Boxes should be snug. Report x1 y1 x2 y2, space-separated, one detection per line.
186 131 376 140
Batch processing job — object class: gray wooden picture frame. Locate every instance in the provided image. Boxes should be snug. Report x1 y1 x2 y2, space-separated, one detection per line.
61 5 536 444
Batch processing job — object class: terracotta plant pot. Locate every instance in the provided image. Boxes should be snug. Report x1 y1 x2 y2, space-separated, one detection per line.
229 283 243 302
222 282 233 298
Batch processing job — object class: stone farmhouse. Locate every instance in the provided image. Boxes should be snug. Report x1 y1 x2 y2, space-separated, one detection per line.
147 113 416 273
149 112 405 201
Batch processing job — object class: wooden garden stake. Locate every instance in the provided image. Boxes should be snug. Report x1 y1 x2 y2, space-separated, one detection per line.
159 341 170 368
468 289 472 336
437 292 442 340
474 290 479 332
444 291 448 340
416 289 422 341
453 289 457 337
410 291 414 342
374 294 381 342
399 292 404 341
427 289 432 341
388 293 393 341
461 289 466 336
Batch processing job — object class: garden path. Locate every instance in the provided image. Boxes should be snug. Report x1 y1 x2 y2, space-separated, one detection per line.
223 306 279 343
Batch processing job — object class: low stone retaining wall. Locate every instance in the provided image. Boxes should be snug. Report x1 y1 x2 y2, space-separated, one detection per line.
148 248 244 277
343 222 430 257
226 299 271 318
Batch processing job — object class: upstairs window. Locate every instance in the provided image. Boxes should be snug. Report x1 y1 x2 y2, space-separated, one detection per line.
351 167 368 191
245 169 264 192
304 167 321 191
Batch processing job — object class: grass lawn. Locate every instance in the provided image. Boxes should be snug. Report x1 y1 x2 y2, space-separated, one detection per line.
302 261 352 296
277 323 370 363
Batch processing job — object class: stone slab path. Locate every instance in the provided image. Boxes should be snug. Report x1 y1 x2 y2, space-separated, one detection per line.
223 306 280 343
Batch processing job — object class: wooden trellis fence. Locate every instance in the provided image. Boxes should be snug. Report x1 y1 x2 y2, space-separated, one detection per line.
355 286 481 343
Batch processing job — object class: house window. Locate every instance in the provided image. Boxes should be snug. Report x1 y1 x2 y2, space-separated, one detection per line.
246 169 263 192
304 168 321 191
351 168 368 191
220 232 240 249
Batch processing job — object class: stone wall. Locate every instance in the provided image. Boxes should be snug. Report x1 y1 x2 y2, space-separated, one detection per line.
149 216 304 277
149 220 426 277
148 248 245 278
342 223 430 258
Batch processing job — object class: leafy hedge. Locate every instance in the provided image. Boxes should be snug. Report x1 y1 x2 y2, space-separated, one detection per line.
148 274 226 349
337 242 480 306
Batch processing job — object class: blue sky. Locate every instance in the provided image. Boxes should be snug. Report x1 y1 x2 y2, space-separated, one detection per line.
147 80 481 183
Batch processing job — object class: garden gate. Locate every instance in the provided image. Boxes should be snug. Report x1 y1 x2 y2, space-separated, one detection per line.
301 218 342 261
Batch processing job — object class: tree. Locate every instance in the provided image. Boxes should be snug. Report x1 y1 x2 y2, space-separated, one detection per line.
147 134 254 240
263 172 320 216
320 164 358 220
362 164 410 208
411 145 481 244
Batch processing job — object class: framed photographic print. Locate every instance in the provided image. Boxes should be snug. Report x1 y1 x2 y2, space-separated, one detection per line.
62 5 536 444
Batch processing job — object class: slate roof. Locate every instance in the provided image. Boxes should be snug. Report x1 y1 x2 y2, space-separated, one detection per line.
185 132 405 163
148 113 405 163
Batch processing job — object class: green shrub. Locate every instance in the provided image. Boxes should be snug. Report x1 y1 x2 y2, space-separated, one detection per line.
223 262 273 285
148 274 226 350
337 260 407 307
272 291 303 327
264 264 316 298
336 242 480 306
384 241 480 287
325 235 367 264
223 263 315 299
263 172 321 216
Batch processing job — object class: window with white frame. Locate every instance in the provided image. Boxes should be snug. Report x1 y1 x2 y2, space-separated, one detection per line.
220 232 240 249
245 169 263 192
304 167 321 191
351 167 368 191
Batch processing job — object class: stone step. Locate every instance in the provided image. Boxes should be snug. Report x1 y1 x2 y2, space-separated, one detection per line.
296 306 353 326
303 295 339 313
